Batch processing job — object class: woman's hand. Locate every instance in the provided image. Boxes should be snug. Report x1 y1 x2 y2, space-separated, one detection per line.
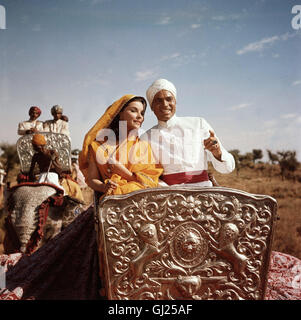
103 179 118 194
108 162 136 182
86 150 119 194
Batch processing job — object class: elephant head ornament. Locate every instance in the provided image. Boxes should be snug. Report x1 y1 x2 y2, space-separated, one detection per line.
4 183 84 254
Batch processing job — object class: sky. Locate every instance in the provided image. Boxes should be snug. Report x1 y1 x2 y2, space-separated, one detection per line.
0 0 300 160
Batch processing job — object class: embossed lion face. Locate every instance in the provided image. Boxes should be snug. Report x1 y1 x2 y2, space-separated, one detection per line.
175 275 202 297
172 224 208 268
220 223 239 243
139 223 158 243
181 234 200 254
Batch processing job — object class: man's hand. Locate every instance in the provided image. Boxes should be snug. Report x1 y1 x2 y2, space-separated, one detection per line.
26 128 37 134
204 130 222 161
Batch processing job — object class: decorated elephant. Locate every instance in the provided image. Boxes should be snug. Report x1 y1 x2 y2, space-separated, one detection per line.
1 132 85 254
4 182 84 255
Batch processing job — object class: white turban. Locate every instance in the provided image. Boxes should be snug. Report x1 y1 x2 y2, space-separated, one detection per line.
146 79 177 108
51 105 63 115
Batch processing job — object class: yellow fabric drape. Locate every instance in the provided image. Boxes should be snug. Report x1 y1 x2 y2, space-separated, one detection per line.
61 178 85 202
89 138 163 195
79 94 163 196
79 94 136 181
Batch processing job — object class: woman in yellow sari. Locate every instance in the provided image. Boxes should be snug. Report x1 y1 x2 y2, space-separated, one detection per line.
79 94 163 197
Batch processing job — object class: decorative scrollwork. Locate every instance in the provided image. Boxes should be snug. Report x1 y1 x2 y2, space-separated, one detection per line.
97 187 277 300
16 132 71 173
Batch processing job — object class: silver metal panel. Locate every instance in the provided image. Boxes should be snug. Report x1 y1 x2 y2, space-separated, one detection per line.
96 186 277 300
16 132 71 173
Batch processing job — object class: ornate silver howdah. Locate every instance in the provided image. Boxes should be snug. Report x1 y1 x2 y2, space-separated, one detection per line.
16 132 71 173
96 186 277 300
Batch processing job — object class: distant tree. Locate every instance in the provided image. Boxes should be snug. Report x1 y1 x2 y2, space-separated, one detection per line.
243 152 254 162
0 143 20 176
276 150 299 181
267 149 279 164
252 149 263 163
240 152 254 168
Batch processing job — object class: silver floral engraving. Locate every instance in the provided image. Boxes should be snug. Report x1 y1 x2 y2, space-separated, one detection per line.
97 186 277 300
16 132 71 173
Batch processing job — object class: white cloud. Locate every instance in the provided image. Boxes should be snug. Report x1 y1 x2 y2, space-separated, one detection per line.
160 52 181 61
157 16 171 25
236 32 300 55
237 35 279 55
160 52 202 68
280 32 298 41
212 14 242 21
135 70 156 81
72 73 111 88
212 15 227 21
272 53 279 58
191 24 201 29
292 80 301 86
263 119 278 127
281 113 297 119
230 103 252 111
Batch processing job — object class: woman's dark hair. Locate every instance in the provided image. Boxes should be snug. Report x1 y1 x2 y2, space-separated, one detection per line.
109 96 147 138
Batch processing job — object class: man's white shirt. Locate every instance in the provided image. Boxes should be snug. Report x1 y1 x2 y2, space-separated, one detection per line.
43 119 70 137
17 120 44 135
141 115 235 187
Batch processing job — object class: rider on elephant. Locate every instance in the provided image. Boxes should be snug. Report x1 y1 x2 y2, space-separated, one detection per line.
17 106 44 136
28 133 65 193
43 105 70 138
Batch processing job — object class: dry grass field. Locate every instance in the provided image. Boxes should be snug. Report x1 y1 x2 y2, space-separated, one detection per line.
1 163 301 259
213 164 301 259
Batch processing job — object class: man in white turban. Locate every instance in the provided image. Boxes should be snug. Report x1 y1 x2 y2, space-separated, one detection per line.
43 105 70 138
142 78 235 187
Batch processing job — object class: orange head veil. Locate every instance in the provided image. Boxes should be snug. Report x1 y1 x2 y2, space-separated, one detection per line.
78 94 137 180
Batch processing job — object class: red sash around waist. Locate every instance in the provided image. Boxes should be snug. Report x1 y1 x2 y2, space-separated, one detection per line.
162 170 209 185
